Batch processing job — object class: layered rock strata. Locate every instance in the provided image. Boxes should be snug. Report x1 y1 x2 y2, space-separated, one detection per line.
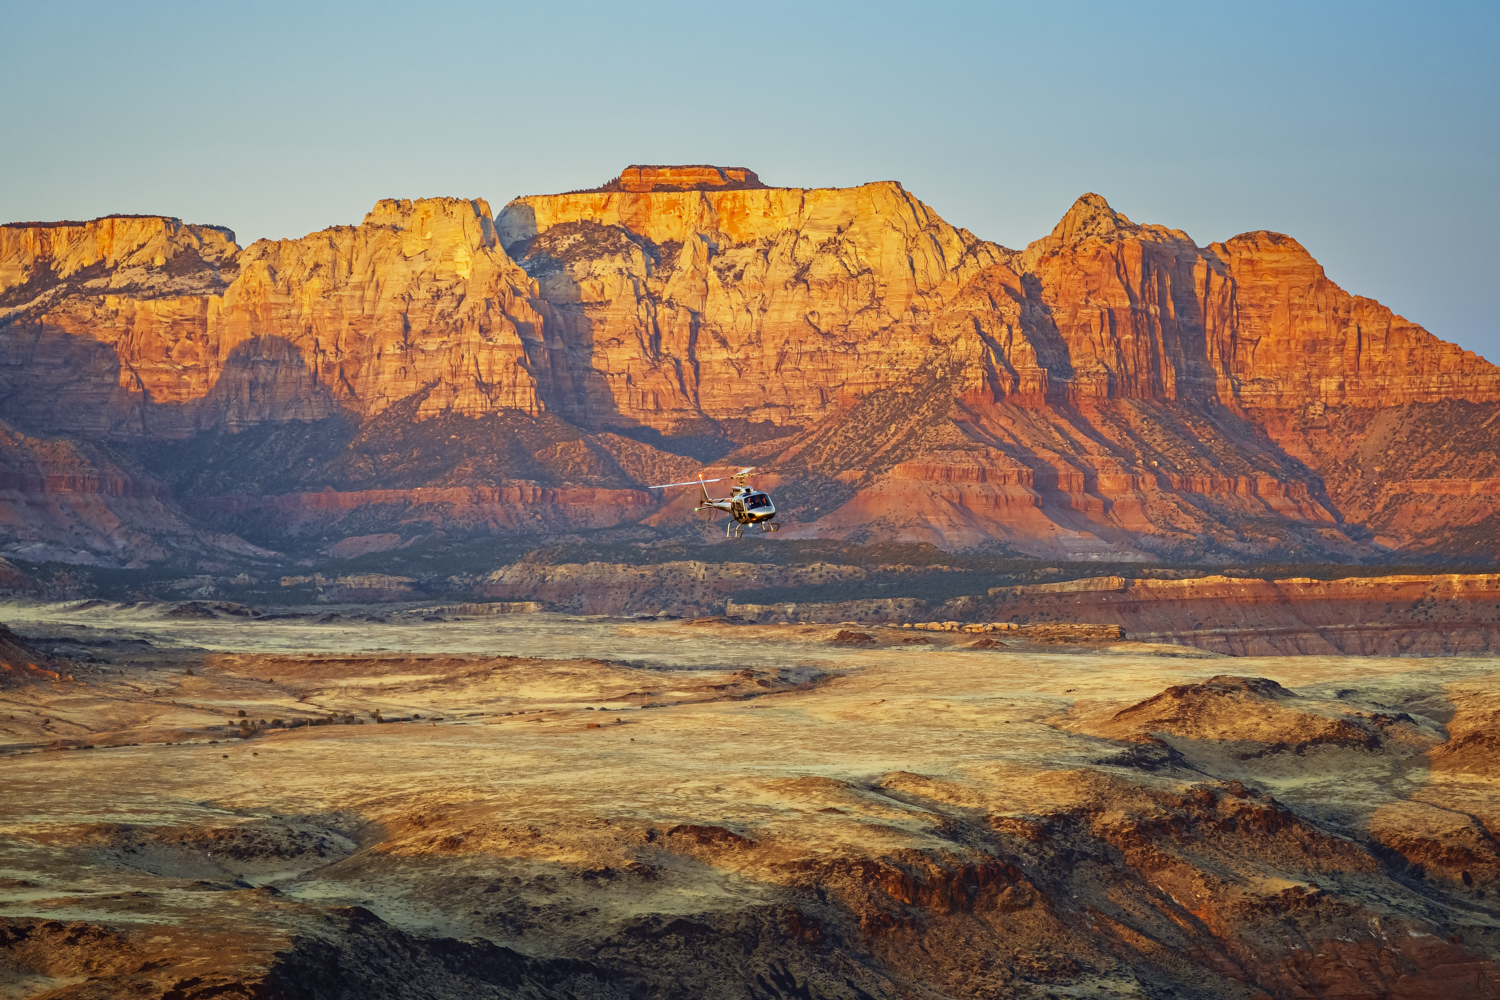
0 199 542 438
1 168 1497 560
0 419 263 566
973 572 1500 655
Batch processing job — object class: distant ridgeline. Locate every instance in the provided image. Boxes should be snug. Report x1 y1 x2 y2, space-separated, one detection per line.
0 165 1498 580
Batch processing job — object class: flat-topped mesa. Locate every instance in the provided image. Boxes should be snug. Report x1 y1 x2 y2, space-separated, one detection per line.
497 174 1005 432
607 165 764 193
0 215 239 305
498 171 949 250
0 196 545 436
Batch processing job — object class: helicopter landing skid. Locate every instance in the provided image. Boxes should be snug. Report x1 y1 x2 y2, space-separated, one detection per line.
724 520 780 538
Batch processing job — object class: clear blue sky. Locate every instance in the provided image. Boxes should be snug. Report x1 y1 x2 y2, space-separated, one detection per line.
4 1 1496 360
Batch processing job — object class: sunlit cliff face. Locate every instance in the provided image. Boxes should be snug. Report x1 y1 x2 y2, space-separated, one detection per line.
0 166 1497 565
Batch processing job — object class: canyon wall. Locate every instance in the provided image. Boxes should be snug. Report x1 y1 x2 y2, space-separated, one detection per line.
0 419 266 566
975 572 1500 656
0 199 543 438
494 173 1500 559
498 179 1004 431
1 166 1497 564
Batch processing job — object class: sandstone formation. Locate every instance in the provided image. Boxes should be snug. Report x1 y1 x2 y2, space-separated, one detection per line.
722 569 1500 657
0 214 239 308
0 199 541 437
971 572 1500 655
499 178 1004 431
607 164 765 192
1 168 1497 564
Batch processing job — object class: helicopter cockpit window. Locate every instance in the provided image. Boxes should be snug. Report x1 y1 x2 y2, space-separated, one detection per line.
746 493 771 510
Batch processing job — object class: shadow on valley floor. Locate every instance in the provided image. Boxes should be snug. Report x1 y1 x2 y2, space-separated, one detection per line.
2 616 1499 999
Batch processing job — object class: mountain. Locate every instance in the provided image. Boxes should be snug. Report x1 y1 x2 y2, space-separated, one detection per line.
0 167 1496 576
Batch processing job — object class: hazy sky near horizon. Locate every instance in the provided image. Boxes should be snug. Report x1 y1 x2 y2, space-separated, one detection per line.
4 1 1497 359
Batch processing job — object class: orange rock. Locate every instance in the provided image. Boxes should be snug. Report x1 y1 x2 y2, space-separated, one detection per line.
0 169 1496 558
1 198 543 437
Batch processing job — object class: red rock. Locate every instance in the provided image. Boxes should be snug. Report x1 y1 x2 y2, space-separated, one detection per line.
0 171 1496 557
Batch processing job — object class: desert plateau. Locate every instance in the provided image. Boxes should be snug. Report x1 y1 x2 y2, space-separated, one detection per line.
2 600 1499 999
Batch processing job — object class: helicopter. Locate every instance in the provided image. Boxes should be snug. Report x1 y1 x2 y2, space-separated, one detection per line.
648 467 780 538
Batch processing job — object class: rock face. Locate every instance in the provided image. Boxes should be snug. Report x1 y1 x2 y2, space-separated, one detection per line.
610 164 765 192
0 198 542 438
0 214 239 309
1009 196 1500 407
500 178 1003 432
494 174 1500 558
974 572 1500 656
0 167 1497 563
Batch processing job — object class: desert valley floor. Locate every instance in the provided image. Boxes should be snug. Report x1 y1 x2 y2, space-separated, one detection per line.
2 603 1499 999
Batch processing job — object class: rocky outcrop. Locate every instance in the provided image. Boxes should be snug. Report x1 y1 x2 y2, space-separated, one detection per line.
975 572 1500 655
0 215 239 315
606 164 765 192
996 195 1500 408
1212 230 1499 407
494 174 1500 557
1253 401 1500 557
0 199 543 437
499 178 1003 432
473 558 872 616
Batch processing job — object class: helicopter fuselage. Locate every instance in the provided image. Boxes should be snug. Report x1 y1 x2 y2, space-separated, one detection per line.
701 485 776 524
648 471 780 538
696 484 779 536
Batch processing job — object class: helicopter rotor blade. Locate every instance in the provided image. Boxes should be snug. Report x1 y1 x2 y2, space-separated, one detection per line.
647 476 728 490
649 466 758 490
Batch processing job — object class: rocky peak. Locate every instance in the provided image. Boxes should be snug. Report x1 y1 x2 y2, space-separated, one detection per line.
1016 193 1140 269
1050 193 1134 245
1212 230 1312 263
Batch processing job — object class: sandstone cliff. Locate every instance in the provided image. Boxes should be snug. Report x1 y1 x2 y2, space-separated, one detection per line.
0 198 542 437
499 179 1004 432
0 215 239 315
493 174 1500 558
999 195 1500 407
0 169 1496 563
